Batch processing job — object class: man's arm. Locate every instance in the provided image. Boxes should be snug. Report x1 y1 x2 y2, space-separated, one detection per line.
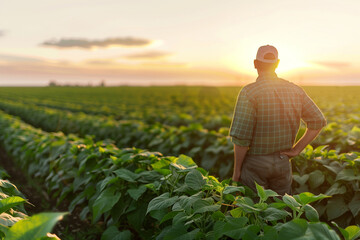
229 89 255 181
281 128 322 157
282 89 326 157
232 144 248 182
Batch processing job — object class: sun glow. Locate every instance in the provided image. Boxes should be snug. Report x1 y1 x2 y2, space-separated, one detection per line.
274 46 312 74
276 58 311 74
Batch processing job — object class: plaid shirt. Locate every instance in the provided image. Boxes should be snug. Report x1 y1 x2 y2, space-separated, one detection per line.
230 73 326 155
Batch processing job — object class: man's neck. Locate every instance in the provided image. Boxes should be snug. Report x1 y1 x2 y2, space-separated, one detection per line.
257 71 276 77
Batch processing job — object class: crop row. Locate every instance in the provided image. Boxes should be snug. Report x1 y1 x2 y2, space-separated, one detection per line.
1 98 360 225
0 110 358 239
0 87 234 131
0 99 235 178
0 166 65 239
0 86 357 133
0 99 360 185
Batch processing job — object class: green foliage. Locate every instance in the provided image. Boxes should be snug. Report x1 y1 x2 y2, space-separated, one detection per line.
0 165 64 239
0 87 360 238
0 110 356 239
293 146 360 226
4 212 66 240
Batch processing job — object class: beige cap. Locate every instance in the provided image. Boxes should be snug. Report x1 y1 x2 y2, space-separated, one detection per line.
256 45 278 63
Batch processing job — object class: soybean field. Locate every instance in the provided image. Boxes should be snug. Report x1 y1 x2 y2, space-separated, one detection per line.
0 86 359 240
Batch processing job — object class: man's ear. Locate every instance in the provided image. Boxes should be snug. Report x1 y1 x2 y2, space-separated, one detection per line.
254 59 258 69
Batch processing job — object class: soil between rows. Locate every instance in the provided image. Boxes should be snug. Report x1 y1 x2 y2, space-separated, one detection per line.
0 147 102 240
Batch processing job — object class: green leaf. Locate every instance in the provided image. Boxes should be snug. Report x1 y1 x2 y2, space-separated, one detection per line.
73 174 92 192
307 222 340 240
308 170 325 189
304 204 319 222
222 217 248 239
278 218 308 239
264 189 279 198
160 211 178 224
127 185 147 201
213 221 226 239
0 180 23 197
223 186 245 195
114 169 138 182
97 176 118 193
0 213 23 227
146 193 179 214
230 207 244 218
255 182 267 202
164 225 199 240
174 155 197 169
344 225 360 240
212 211 225 221
325 183 347 196
326 196 349 220
243 225 261 239
262 225 278 240
263 207 290 221
336 169 360 182
254 183 279 202
185 169 205 191
282 194 301 211
0 197 26 214
5 212 66 240
151 158 170 170
194 204 220 214
293 174 309 185
297 192 330 205
92 187 121 223
101 226 131 240
332 222 349 240
349 193 360 217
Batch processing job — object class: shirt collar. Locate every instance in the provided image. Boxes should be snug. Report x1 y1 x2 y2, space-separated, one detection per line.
256 72 278 82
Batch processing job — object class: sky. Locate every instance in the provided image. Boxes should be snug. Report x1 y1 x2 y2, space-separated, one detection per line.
0 0 360 86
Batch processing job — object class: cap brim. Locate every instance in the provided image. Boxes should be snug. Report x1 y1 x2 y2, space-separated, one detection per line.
256 58 278 63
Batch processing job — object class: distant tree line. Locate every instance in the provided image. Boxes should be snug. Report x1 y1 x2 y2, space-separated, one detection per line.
48 79 106 87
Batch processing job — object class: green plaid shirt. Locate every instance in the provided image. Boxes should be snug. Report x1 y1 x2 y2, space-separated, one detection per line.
230 73 326 155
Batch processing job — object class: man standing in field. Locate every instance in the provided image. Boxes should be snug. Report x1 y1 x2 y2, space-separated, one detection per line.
230 45 326 195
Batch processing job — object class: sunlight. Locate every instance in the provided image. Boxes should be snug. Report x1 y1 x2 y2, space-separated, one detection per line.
276 58 310 74
274 48 311 74
223 45 315 78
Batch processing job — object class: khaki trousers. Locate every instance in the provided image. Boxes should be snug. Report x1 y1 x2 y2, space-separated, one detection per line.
240 152 292 196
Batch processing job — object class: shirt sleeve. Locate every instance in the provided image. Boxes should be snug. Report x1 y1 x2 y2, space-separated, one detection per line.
229 89 256 146
301 90 327 129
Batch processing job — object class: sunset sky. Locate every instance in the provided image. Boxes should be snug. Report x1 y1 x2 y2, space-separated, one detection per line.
0 0 360 86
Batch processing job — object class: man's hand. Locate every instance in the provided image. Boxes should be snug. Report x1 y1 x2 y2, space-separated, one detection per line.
281 128 322 158
232 172 241 182
232 144 248 183
280 148 301 158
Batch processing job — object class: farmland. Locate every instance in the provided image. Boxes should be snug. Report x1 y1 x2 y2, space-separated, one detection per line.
0 86 359 239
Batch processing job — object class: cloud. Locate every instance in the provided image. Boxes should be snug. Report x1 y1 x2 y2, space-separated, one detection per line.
0 53 246 86
312 61 350 69
0 30 5 37
0 54 44 63
124 51 172 60
85 59 116 65
41 37 154 49
140 61 188 68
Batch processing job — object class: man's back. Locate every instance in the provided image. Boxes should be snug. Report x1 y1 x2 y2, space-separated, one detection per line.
230 73 326 155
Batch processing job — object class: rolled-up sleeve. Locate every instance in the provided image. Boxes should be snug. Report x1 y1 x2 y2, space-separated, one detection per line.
301 91 327 129
229 89 256 146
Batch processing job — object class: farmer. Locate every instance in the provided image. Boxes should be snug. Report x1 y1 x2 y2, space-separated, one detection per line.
230 45 326 195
